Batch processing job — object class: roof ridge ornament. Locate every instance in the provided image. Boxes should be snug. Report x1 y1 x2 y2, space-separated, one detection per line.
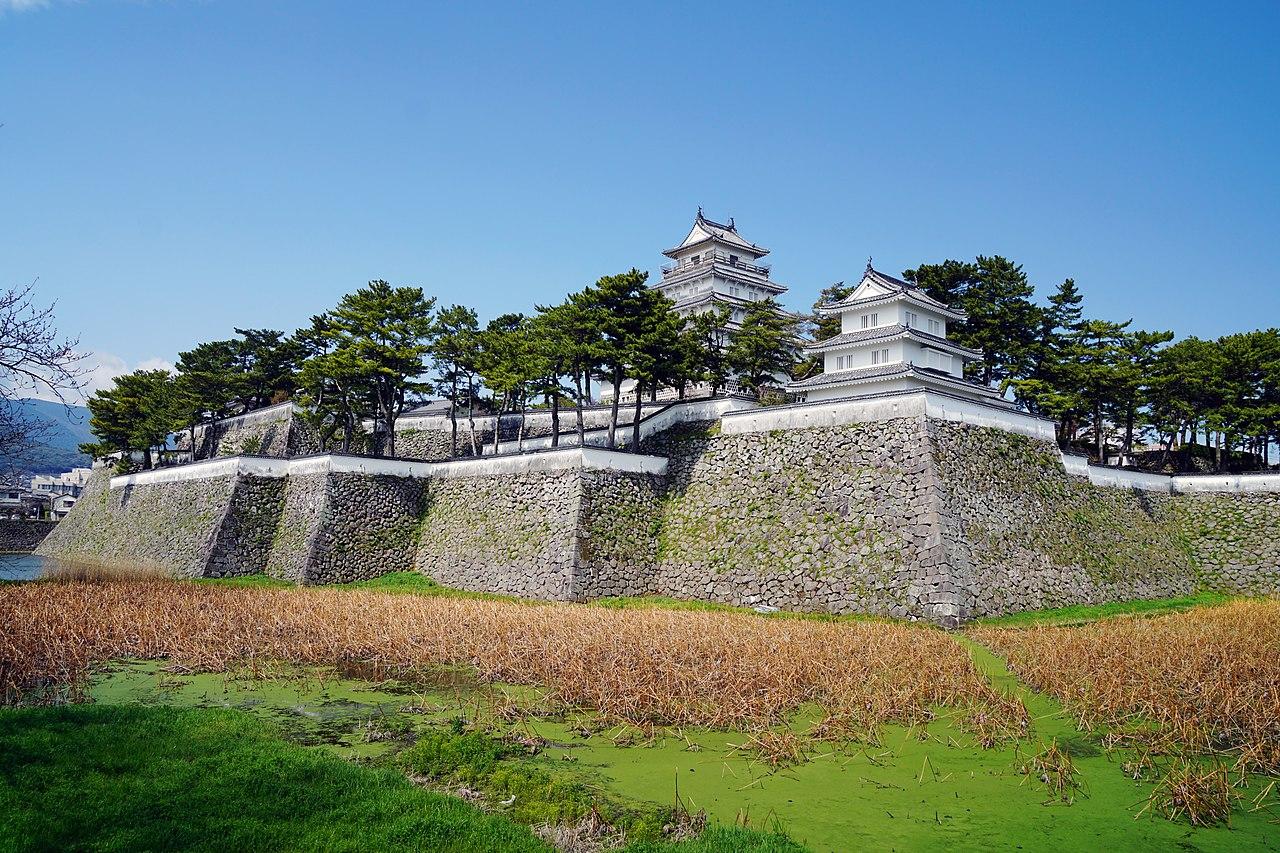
866 257 874 274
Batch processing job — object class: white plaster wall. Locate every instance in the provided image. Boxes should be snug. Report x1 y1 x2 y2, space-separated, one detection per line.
722 390 1058 444
112 447 668 488
1173 472 1280 493
490 396 758 455
803 377 924 403
1085 465 1174 493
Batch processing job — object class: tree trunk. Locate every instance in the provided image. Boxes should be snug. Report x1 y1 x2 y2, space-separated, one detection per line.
492 400 502 455
607 368 621 449
449 375 458 458
466 375 478 456
518 393 526 453
1094 402 1105 465
550 392 560 448
1123 404 1136 464
143 447 153 470
631 385 644 452
573 372 585 445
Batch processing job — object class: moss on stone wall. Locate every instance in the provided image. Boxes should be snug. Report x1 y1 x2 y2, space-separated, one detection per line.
641 419 931 618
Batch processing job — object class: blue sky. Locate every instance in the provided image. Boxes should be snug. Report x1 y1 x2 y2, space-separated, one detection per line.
2 1 1278 398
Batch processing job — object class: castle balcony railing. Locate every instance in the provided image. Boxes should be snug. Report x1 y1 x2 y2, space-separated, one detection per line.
661 252 771 279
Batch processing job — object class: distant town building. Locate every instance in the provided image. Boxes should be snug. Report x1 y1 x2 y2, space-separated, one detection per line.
788 263 1007 406
51 493 78 520
653 209 789 327
31 467 92 498
0 485 48 519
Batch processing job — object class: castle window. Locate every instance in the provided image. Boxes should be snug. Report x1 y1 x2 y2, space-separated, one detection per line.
861 312 879 329
906 311 918 328
928 318 942 335
871 348 891 365
729 254 739 264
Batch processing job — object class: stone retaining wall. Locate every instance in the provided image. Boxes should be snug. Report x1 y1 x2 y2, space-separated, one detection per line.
416 470 584 598
927 422 1198 619
189 403 322 460
0 520 58 553
40 413 1280 623
643 420 942 618
1163 492 1280 594
37 470 238 577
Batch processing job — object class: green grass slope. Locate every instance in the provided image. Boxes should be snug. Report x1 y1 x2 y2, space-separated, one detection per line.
0 704 547 852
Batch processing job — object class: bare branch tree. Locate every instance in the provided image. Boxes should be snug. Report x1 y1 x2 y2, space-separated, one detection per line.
0 280 89 469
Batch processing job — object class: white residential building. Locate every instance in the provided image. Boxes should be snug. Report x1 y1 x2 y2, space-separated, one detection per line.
788 263 1009 406
31 467 93 498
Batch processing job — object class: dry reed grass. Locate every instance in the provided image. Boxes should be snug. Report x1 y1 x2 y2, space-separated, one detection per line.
1019 738 1085 804
973 600 1280 774
0 578 1023 737
1135 759 1235 826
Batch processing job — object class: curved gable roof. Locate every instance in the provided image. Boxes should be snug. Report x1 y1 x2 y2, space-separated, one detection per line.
663 211 769 259
816 264 964 319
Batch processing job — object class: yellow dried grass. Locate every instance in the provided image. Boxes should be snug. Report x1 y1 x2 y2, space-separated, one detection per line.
973 600 1280 774
1 579 1023 735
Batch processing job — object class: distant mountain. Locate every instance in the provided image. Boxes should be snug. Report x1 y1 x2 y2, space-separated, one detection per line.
3 398 94 475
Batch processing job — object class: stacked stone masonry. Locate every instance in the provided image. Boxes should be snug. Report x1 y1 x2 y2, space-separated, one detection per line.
41 415 1280 624
0 520 58 553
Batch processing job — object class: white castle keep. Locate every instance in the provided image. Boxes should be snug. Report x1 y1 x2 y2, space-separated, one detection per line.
642 211 1004 408
652 210 789 327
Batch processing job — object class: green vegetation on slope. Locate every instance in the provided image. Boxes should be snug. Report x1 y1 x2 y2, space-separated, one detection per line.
0 702 803 853
0 704 546 852
970 590 1236 627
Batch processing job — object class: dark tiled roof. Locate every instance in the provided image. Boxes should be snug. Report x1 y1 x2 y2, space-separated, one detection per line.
403 400 455 416
818 266 960 316
787 363 909 389
805 325 982 358
787 363 1007 402
664 211 768 258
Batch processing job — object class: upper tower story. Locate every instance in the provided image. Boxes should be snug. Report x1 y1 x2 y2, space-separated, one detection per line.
651 210 789 326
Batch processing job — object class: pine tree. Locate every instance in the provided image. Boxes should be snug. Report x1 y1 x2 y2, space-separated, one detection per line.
432 305 480 457
683 306 733 395
903 256 1041 389
83 370 179 470
727 298 797 400
577 269 652 449
320 280 437 458
476 313 533 453
624 288 684 450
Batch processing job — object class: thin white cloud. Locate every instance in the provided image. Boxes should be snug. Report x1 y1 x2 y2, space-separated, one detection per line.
79 352 175 401
19 351 175 404
0 0 54 12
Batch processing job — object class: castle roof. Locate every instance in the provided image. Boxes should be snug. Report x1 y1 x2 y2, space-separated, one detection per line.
816 264 965 320
787 362 1009 404
663 210 769 259
804 324 982 360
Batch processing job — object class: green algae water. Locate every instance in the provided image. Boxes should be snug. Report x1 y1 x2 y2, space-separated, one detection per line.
88 659 1279 853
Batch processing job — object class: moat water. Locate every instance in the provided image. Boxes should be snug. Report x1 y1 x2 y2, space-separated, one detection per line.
0 553 50 581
